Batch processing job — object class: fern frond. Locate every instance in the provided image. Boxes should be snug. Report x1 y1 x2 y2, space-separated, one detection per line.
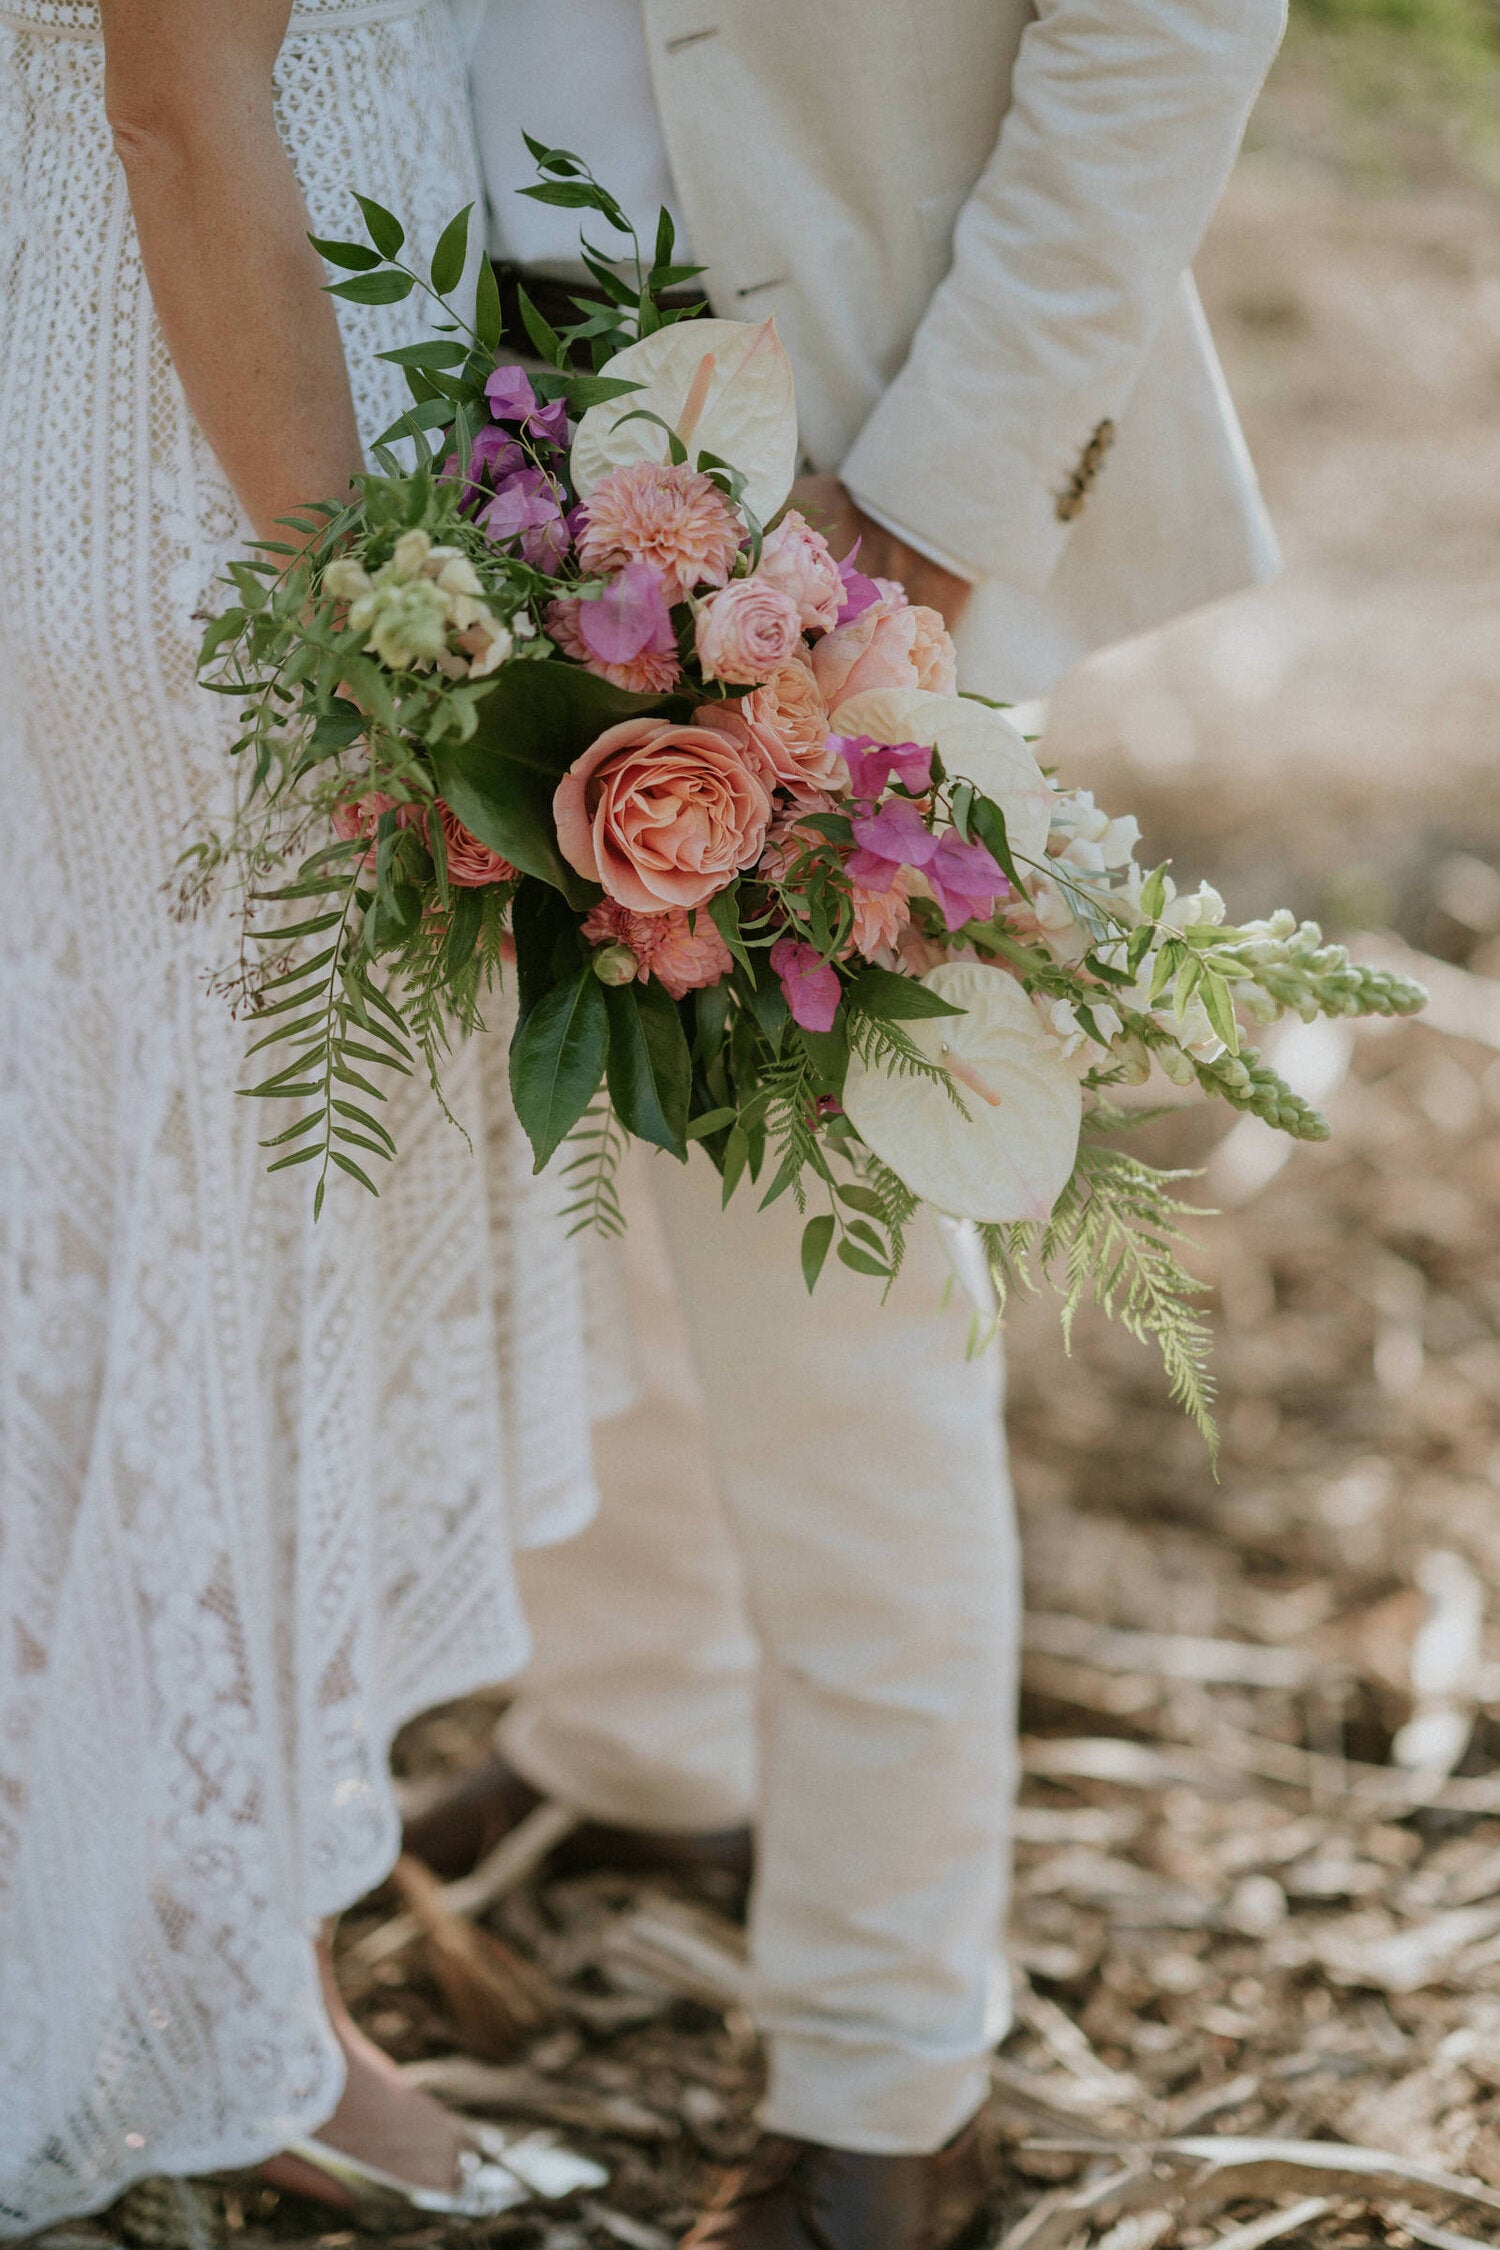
558 1101 627 1239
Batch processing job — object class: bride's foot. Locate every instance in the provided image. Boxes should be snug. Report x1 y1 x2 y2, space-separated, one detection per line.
262 1941 469 2207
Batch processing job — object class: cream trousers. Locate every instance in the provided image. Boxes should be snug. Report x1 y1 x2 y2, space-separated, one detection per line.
503 1148 1020 2154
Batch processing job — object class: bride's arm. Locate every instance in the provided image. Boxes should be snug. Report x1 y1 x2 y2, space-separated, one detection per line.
101 0 364 541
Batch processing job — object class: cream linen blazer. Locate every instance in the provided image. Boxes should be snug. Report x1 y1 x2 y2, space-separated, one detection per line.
465 1 1288 698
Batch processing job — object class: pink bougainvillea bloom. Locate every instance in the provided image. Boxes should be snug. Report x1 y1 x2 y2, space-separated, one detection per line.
756 509 843 635
834 539 884 627
479 467 570 567
847 797 939 886
833 734 934 801
485 364 538 421
925 830 1010 931
577 460 742 600
526 394 570 450
770 936 842 1033
575 561 677 668
547 593 682 694
695 576 802 686
810 594 957 705
435 801 516 888
582 897 733 1001
555 714 772 912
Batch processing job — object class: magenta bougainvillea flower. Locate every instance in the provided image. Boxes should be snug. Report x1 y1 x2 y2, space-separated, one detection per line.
770 936 842 1033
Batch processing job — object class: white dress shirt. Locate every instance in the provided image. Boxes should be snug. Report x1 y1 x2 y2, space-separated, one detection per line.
455 0 965 576
460 0 691 272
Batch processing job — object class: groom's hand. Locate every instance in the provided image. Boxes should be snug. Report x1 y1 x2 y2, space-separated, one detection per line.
789 472 972 631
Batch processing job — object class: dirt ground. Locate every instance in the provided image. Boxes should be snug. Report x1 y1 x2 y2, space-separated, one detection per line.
49 30 1500 2250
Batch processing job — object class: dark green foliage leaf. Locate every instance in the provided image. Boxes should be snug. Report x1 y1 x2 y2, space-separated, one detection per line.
967 795 1025 891
429 203 472 295
509 967 609 1171
475 253 503 351
352 193 405 258
309 236 382 271
377 339 470 369
603 979 691 1159
516 285 565 367
801 1213 835 1293
837 1238 891 1279
846 964 966 1023
511 876 586 1022
433 662 672 905
560 373 643 413
327 271 416 307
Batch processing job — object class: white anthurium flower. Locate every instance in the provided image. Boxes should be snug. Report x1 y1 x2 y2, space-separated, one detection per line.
570 315 798 529
843 961 1083 1224
830 687 1054 868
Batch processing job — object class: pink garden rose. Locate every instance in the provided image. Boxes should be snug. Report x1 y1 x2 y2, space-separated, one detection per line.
555 714 773 913
809 594 957 706
436 801 516 888
755 509 843 635
695 576 803 686
713 658 849 805
582 897 733 1001
331 790 416 870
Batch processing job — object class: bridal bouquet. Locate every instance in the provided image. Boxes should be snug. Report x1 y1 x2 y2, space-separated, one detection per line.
192 146 1425 1443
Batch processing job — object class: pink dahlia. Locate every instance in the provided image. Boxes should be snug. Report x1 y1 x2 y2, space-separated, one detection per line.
547 594 682 694
576 461 742 600
582 897 733 1001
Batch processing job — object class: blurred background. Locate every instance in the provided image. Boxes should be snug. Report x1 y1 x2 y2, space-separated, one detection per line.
93 14 1500 2249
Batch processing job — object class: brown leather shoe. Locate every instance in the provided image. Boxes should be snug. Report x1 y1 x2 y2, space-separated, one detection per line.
680 2122 994 2249
400 1753 754 1895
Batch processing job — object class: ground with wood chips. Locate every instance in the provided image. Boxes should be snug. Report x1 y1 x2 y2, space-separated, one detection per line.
36 22 1500 2250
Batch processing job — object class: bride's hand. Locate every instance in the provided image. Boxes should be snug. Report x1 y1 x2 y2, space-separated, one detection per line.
788 472 973 632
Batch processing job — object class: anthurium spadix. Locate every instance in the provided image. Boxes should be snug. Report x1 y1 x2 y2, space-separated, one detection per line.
843 962 1083 1224
570 316 798 529
830 688 1054 870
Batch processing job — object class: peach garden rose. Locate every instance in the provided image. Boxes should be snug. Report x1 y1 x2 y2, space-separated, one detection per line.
694 574 802 686
809 593 958 707
554 713 773 914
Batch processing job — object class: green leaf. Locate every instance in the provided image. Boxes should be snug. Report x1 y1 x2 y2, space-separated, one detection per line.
653 205 676 274
836 1239 890 1280
475 253 503 352
836 1183 887 1218
560 373 643 413
429 202 472 295
603 979 692 1160
1139 863 1170 923
1199 967 1241 1055
846 964 966 1023
800 1213 835 1293
327 271 416 307
352 192 405 258
706 883 755 979
686 1105 738 1142
967 796 1025 892
512 876 586 1022
515 284 564 368
309 235 382 271
376 339 470 369
330 1147 381 1195
432 661 673 906
509 967 609 1172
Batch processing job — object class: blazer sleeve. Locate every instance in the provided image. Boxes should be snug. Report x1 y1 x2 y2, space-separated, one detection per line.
837 0 1286 590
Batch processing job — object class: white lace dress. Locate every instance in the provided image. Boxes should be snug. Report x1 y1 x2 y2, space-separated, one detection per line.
0 0 605 2227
